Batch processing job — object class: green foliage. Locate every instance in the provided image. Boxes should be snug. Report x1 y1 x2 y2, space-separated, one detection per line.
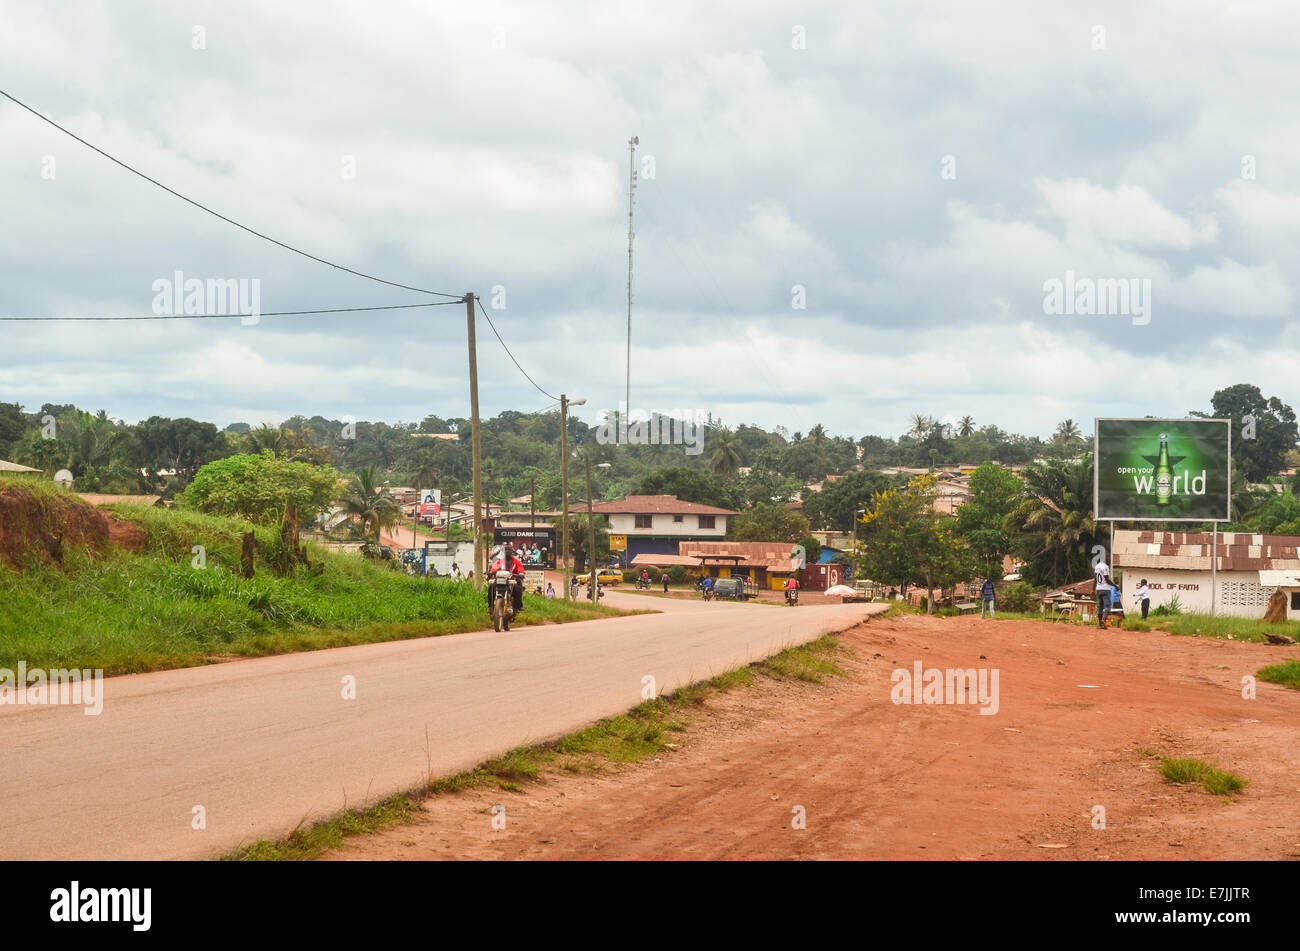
729 502 811 543
1193 384 1298 485
858 474 971 612
955 463 1023 579
1150 593 1183 616
634 467 738 509
181 452 341 525
1005 454 1098 588
997 581 1040 613
802 469 900 532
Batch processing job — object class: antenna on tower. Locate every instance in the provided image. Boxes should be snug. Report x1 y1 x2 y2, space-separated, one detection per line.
626 135 638 427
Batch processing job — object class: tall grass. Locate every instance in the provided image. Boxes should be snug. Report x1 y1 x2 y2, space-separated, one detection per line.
0 503 620 674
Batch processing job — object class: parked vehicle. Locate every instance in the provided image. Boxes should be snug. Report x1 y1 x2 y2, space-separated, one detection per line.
711 578 748 601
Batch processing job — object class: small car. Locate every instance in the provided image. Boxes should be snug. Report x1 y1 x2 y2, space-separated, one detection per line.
595 568 624 586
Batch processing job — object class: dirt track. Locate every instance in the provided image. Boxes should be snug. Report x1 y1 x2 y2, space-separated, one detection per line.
329 613 1300 860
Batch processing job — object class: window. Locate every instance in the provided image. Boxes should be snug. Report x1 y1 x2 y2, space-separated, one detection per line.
673 515 684 523
698 515 715 529
634 514 653 528
1291 592 1300 611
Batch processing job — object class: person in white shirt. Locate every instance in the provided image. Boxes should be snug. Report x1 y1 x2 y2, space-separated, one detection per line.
1135 579 1150 619
1093 561 1112 627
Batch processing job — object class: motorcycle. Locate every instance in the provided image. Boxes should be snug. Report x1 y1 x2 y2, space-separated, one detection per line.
703 586 713 602
785 588 800 606
636 576 650 590
491 569 520 631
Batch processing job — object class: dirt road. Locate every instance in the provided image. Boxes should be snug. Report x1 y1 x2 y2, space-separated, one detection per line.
330 612 1300 860
0 592 882 859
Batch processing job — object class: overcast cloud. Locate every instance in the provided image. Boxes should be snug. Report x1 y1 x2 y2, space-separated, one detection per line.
2 0 1298 440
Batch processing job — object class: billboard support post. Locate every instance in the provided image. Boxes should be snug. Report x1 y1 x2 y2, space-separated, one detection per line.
1211 524 1218 617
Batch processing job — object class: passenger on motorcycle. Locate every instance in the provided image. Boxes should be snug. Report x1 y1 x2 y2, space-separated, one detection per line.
487 545 526 615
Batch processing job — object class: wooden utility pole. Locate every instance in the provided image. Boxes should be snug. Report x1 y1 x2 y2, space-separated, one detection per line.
466 293 485 581
530 477 536 529
560 394 570 600
585 454 597 597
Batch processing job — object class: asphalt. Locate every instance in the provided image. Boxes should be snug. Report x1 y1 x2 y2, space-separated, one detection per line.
0 590 885 859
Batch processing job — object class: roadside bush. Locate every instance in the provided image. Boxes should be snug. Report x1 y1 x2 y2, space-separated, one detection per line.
1151 593 1184 617
998 581 1041 613
668 565 688 584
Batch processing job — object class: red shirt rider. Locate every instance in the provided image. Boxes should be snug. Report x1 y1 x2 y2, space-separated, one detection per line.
784 577 800 591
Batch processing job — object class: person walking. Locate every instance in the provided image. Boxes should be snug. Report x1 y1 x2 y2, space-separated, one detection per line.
662 574 669 594
545 582 555 600
1094 563 1113 628
1135 578 1150 619
980 578 996 619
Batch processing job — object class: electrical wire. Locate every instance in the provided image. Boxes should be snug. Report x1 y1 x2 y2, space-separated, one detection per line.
0 87 463 300
0 301 460 321
474 295 560 402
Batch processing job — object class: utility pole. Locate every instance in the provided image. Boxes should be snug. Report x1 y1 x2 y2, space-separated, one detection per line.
560 395 570 600
625 135 638 425
466 294 484 581
530 476 536 530
586 454 597 598
559 394 586 600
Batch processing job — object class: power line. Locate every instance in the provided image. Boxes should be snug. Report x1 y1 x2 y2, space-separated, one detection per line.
474 296 560 402
0 87 462 300
0 301 460 321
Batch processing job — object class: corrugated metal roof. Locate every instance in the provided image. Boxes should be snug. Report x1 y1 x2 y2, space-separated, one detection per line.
1114 529 1300 572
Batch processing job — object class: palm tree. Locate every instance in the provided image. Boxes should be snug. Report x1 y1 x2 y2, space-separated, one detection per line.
707 429 743 478
1052 418 1082 446
1004 455 1097 587
908 414 933 440
242 424 286 454
342 464 399 544
412 451 440 496
958 416 975 438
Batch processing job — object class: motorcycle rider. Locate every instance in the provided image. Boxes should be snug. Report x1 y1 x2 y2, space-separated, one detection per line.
784 575 800 604
639 569 650 588
487 544 526 617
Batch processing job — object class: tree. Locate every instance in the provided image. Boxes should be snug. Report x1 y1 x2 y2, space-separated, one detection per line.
412 451 440 496
907 414 932 440
1193 384 1299 485
955 463 1023 580
857 474 970 614
1052 418 1082 445
706 428 743 478
729 503 811 543
1004 455 1098 588
958 415 975 438
181 452 341 524
341 464 400 543
0 401 25 458
801 469 899 532
635 468 737 509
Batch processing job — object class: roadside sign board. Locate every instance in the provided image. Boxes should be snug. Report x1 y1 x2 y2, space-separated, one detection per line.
1094 417 1231 522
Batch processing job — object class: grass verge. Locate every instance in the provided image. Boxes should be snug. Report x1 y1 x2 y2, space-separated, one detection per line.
1157 757 1248 796
1256 659 1300 689
225 634 848 860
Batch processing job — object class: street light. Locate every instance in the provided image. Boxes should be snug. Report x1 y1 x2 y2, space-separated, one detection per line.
851 506 868 590
560 395 586 600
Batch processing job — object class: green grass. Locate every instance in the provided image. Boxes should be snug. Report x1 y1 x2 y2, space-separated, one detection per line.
230 636 845 860
224 793 420 861
1257 659 1300 689
0 495 625 675
1127 612 1300 643
1157 757 1248 796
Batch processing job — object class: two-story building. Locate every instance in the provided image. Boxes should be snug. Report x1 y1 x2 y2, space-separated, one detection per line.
588 494 737 565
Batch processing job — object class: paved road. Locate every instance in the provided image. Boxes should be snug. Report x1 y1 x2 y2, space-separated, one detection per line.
0 592 884 859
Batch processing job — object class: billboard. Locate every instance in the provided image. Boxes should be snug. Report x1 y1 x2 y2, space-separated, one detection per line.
419 490 441 518
491 527 556 570
1094 418 1231 522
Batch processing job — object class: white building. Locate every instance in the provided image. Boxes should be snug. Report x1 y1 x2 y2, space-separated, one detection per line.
1114 528 1300 619
588 494 737 563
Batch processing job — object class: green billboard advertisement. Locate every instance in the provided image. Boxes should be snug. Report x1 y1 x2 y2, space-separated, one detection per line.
1094 418 1231 522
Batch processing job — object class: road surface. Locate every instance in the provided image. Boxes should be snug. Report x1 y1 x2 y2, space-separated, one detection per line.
0 591 884 859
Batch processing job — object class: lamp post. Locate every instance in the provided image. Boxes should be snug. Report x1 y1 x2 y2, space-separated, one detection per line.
851 506 867 589
559 395 586 600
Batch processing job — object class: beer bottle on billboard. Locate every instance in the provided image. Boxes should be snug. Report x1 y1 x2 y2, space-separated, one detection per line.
1155 433 1173 505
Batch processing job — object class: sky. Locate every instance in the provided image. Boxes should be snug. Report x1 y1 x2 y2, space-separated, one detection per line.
2 0 1298 442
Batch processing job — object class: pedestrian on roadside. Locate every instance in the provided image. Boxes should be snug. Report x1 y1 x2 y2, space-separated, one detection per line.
980 579 996 619
1135 578 1150 619
662 574 669 594
546 582 555 599
1093 560 1110 627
